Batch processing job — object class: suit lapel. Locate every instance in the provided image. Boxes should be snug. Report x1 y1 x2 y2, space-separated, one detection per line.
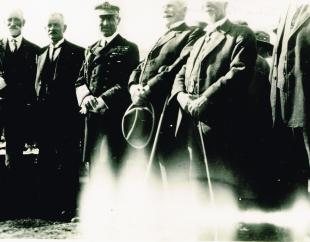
149 23 188 53
37 48 48 80
153 31 177 50
187 37 206 78
199 31 225 62
275 7 289 53
289 4 310 38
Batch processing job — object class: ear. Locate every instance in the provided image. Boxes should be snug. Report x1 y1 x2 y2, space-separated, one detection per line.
22 19 26 27
63 24 67 33
116 16 121 25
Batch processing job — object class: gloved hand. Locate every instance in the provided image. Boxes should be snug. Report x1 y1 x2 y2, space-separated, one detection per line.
187 95 208 119
82 95 98 111
129 84 150 105
91 97 109 114
0 77 7 90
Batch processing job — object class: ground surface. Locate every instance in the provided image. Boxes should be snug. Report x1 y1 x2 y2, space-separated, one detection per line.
0 219 79 239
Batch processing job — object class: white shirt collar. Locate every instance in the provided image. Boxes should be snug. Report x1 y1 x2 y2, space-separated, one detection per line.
204 17 228 34
8 34 23 49
168 21 185 30
50 38 65 48
101 31 119 46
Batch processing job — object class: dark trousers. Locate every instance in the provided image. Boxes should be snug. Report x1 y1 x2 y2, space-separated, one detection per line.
36 105 81 218
0 101 37 218
84 113 126 177
273 126 310 192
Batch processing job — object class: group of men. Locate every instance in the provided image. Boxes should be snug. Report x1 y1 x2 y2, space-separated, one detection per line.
0 0 309 221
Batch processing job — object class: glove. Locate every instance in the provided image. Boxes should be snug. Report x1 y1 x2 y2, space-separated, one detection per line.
91 97 109 114
0 77 7 90
187 95 208 119
129 84 150 105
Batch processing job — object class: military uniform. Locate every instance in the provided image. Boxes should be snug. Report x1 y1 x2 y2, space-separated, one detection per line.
76 34 139 173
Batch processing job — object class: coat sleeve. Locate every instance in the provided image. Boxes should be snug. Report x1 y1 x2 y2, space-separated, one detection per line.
99 43 140 107
75 49 91 106
201 27 257 104
128 61 143 87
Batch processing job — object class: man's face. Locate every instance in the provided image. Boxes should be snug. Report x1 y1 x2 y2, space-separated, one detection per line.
98 14 119 37
162 0 186 27
7 10 25 37
46 15 66 44
201 0 227 23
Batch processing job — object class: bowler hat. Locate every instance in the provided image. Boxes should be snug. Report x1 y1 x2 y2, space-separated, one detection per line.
122 103 155 149
255 30 273 53
95 1 120 16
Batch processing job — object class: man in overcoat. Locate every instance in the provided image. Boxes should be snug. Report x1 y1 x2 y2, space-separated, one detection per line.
35 12 84 220
270 1 310 197
75 2 139 176
128 0 204 182
171 0 257 197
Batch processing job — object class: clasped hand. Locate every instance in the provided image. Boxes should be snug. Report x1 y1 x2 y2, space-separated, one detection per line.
177 92 208 118
130 84 150 105
80 95 108 114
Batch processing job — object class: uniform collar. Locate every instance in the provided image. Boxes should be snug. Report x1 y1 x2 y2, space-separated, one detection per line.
100 31 119 46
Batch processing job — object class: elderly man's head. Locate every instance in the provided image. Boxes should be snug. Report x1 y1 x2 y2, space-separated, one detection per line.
162 0 187 28
6 8 25 37
201 0 228 24
46 13 67 44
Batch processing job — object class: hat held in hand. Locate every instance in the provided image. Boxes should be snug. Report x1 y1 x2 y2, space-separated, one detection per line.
122 103 155 149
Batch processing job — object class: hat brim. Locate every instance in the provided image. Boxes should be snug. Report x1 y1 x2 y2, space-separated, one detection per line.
122 103 155 149
95 9 118 16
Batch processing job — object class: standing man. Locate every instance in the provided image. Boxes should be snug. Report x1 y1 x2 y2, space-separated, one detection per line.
127 0 203 182
0 9 39 170
75 2 139 176
171 0 257 198
35 12 84 220
0 9 40 218
270 2 310 198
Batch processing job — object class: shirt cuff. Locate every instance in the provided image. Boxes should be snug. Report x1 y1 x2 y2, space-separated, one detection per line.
76 84 90 106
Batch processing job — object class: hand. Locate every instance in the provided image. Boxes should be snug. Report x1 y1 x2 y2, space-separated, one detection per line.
0 77 7 90
82 95 98 111
79 105 88 115
92 97 108 114
187 95 208 119
130 84 150 105
176 92 193 111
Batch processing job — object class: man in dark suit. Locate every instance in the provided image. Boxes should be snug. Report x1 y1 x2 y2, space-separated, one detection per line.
270 2 310 198
128 0 203 183
35 12 84 220
170 0 257 203
75 2 139 176
0 9 39 169
0 9 40 218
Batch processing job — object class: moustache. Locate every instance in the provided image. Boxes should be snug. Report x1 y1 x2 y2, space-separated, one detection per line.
9 26 20 29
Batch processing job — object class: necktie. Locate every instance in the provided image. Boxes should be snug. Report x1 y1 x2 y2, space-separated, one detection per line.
11 39 17 53
49 46 55 61
49 45 60 61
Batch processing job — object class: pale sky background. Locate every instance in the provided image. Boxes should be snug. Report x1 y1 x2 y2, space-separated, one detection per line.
0 0 290 57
